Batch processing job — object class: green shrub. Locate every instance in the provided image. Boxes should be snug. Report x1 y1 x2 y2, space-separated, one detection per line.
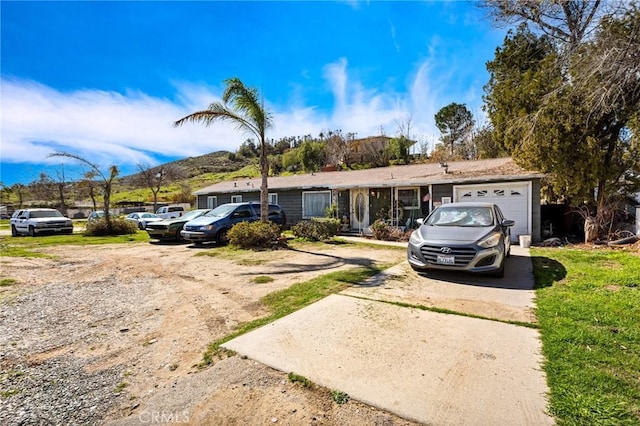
290 220 315 239
227 221 285 250
84 217 138 236
291 217 341 241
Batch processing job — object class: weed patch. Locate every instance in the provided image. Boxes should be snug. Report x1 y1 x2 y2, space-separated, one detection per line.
331 390 350 404
288 372 313 388
1 389 19 398
0 278 18 287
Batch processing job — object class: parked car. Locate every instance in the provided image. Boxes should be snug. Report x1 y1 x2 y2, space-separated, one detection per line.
407 202 514 278
87 211 105 223
155 205 186 219
181 202 286 245
10 208 74 237
146 209 211 241
125 212 163 230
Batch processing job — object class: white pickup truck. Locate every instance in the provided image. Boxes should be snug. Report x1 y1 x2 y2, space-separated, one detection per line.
155 205 185 219
10 208 74 237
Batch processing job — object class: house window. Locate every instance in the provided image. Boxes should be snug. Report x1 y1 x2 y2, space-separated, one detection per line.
397 188 419 208
207 196 217 209
510 189 522 196
268 193 278 204
493 189 505 197
461 191 472 198
476 190 488 197
302 191 331 218
231 195 242 203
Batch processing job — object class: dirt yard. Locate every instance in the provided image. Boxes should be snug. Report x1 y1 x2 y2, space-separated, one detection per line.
0 239 419 425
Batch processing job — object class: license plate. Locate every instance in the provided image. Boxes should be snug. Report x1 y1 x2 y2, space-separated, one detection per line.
436 255 455 265
182 233 191 238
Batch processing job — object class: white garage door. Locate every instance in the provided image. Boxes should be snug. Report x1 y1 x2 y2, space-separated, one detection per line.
454 183 530 242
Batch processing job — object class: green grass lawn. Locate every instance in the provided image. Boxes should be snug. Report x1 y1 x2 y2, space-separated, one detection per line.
532 247 640 425
0 230 149 257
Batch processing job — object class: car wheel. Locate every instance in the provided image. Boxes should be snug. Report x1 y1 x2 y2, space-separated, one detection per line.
175 227 184 242
28 226 36 237
138 222 145 230
216 229 229 246
11 225 18 237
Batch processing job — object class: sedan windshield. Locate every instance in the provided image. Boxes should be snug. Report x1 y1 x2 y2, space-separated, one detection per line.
180 210 206 221
426 206 493 227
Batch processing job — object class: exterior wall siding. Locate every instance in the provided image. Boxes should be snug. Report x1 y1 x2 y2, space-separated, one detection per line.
200 188 329 227
195 178 542 237
273 190 303 226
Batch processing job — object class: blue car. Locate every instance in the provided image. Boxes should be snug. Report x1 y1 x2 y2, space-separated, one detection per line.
181 202 286 245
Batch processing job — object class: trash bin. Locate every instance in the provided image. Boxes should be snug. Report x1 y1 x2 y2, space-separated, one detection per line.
519 235 531 248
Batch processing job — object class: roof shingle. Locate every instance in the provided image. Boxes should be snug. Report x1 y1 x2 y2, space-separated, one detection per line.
194 157 543 195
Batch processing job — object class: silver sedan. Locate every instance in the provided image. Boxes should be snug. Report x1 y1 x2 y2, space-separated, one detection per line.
407 202 514 278
125 212 163 230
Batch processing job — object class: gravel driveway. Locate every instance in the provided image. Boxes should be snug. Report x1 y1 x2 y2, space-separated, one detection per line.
0 240 412 425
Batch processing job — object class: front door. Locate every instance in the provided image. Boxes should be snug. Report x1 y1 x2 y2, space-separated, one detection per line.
350 188 369 232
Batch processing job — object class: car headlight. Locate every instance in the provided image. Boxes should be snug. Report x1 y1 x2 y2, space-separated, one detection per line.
202 224 215 231
409 230 423 246
478 232 501 248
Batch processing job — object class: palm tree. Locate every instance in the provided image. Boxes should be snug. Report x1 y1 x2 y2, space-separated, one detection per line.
174 77 273 221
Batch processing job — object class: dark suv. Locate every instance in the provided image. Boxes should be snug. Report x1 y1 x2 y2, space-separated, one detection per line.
181 202 286 245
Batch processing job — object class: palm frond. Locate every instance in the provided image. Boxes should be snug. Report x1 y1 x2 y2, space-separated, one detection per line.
174 103 260 138
174 76 273 163
223 77 273 133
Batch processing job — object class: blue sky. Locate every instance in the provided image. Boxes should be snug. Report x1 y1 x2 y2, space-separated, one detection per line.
1 1 507 187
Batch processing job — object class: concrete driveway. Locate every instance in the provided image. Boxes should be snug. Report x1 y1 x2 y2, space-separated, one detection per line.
223 245 553 425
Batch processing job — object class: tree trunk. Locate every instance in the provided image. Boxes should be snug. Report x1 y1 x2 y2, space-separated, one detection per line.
584 216 598 242
259 137 269 222
57 184 67 215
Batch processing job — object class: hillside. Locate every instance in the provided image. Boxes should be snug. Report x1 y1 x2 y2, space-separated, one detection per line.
117 150 254 186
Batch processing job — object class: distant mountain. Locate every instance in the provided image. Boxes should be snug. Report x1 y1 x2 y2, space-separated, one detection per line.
169 151 255 176
118 150 255 185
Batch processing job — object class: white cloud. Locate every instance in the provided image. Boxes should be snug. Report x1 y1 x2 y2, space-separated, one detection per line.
1 55 479 176
0 77 246 169
388 19 401 53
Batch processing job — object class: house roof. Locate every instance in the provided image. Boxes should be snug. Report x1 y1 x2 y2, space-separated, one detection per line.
193 157 544 195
